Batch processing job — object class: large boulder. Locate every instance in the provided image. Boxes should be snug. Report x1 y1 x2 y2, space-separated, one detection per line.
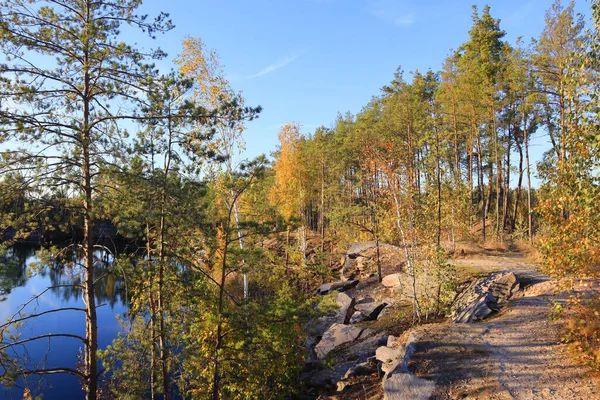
350 301 388 324
341 242 405 280
316 280 359 295
488 271 520 301
336 292 356 324
380 330 436 400
315 324 365 359
376 345 401 365
382 273 403 288
349 311 363 324
383 370 436 400
452 271 519 323
355 301 388 321
453 291 497 323
341 255 370 280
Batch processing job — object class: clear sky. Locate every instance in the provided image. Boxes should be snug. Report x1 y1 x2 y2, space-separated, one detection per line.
137 0 591 177
10 1 593 185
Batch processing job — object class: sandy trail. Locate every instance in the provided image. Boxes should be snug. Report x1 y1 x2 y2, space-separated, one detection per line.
407 256 600 400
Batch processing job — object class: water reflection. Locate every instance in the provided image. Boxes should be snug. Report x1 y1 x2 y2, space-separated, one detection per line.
0 245 128 400
0 246 34 301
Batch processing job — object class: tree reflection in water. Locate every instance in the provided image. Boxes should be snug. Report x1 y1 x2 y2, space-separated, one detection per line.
0 245 129 399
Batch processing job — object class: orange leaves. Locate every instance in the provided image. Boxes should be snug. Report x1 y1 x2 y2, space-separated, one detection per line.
174 35 234 109
269 123 305 221
175 36 247 169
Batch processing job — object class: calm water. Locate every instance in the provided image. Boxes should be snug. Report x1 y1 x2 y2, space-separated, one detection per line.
0 246 128 399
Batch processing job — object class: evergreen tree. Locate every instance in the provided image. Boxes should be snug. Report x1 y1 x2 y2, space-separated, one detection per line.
0 1 172 397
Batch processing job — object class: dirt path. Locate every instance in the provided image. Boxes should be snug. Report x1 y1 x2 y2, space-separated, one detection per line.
407 257 600 400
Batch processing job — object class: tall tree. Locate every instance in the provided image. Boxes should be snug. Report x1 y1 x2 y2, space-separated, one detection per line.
269 123 310 266
455 5 508 240
175 36 260 300
533 0 585 162
0 1 172 398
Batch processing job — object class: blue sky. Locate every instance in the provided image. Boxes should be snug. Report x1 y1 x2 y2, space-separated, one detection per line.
7 1 590 185
137 0 590 175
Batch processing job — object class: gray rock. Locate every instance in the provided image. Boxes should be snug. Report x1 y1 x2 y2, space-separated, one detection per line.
383 370 436 400
336 292 356 324
452 271 519 323
343 255 372 280
489 271 520 301
349 310 364 324
342 242 404 280
342 361 378 380
316 280 359 295
340 331 387 363
305 337 317 360
355 301 388 321
305 315 336 337
382 273 403 288
376 346 400 365
381 330 435 400
454 291 497 323
377 306 393 320
346 241 402 255
302 361 355 391
360 328 376 338
302 369 339 390
331 361 355 380
315 324 364 359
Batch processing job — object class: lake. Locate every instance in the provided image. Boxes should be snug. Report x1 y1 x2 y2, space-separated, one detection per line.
0 245 128 399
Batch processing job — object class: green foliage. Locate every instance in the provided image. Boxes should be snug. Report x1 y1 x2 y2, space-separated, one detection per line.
536 0 600 373
5 0 600 397
99 316 154 400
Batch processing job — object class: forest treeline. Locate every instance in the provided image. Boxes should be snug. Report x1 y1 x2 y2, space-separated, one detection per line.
0 0 599 399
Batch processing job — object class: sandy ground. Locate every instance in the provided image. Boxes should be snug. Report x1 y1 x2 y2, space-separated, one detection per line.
409 256 600 400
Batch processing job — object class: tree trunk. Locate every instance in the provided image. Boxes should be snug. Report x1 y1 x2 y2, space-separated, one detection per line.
146 222 157 400
512 123 524 233
392 190 421 321
82 14 97 396
435 126 442 247
231 192 247 300
492 106 501 238
523 96 533 242
83 181 97 400
476 134 486 241
212 225 229 400
320 160 325 254
502 128 511 232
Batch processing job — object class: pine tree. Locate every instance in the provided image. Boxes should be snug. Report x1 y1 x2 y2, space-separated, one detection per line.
0 1 172 397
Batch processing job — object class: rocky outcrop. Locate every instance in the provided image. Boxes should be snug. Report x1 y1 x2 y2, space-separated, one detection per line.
306 292 356 337
452 271 520 323
315 324 367 359
341 241 404 280
383 372 436 400
316 280 359 295
382 273 403 288
379 331 436 400
453 291 497 323
336 292 356 324
300 361 355 391
350 299 388 323
356 301 387 320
